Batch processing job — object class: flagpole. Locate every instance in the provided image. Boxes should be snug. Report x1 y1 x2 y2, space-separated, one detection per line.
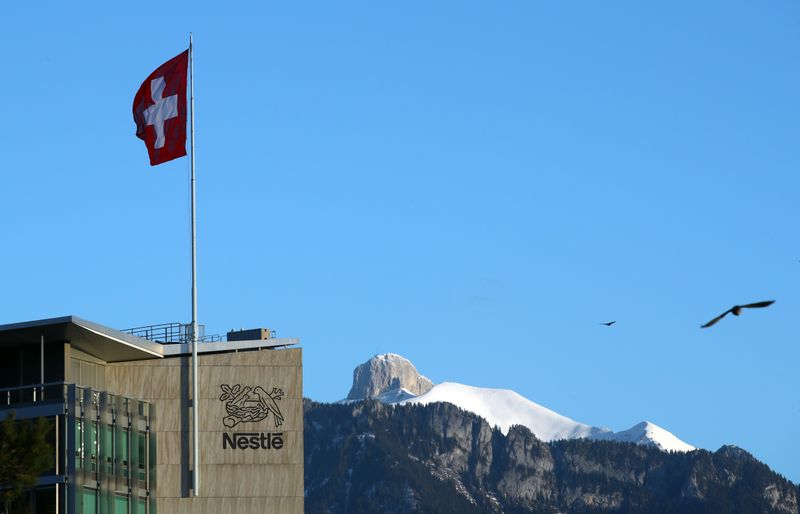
189 32 200 497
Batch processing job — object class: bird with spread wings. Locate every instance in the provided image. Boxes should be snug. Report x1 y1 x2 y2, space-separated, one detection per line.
700 300 775 328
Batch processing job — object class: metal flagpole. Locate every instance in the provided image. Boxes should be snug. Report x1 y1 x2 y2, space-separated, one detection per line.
189 32 200 497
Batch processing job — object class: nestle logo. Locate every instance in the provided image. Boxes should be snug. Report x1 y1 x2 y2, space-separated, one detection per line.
222 432 284 450
219 384 284 428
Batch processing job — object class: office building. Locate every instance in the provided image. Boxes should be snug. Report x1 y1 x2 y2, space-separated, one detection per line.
0 316 303 514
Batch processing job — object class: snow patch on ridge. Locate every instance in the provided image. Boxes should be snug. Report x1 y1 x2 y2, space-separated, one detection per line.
599 421 696 452
376 387 417 403
398 382 695 452
400 382 612 441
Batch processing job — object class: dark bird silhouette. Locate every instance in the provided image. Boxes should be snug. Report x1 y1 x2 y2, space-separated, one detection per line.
700 300 775 328
600 321 616 326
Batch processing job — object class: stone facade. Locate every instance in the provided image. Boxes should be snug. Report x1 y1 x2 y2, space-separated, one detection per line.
107 347 303 514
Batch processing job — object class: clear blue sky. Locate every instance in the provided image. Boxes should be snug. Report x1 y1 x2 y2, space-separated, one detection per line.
3 1 799 481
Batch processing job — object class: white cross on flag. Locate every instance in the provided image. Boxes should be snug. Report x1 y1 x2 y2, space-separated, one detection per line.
132 50 188 165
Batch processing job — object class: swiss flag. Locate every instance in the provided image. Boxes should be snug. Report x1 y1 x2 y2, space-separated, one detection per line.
132 50 188 166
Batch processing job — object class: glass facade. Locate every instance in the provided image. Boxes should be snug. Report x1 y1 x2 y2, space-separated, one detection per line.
14 486 59 514
69 386 156 514
0 382 156 514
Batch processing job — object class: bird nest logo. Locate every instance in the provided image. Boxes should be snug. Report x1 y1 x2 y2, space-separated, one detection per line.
219 384 285 428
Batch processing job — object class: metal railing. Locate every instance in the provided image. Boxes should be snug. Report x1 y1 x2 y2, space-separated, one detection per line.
0 382 69 407
0 382 149 409
121 322 275 344
121 322 206 343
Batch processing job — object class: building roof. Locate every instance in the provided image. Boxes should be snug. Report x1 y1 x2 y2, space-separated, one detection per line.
0 316 299 363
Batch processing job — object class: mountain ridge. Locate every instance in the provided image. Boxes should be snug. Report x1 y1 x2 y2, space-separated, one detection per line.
346 353 695 453
304 399 799 513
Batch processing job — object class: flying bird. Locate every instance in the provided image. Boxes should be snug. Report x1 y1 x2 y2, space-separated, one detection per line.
600 321 616 326
700 300 775 328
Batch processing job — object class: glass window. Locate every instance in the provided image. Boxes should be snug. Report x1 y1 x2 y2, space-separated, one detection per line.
120 427 130 478
34 485 57 514
75 420 83 469
137 432 146 481
148 430 157 498
136 497 147 514
89 422 96 456
42 416 57 475
82 417 93 475
89 421 98 471
114 494 128 514
103 424 113 473
81 488 97 514
122 428 129 463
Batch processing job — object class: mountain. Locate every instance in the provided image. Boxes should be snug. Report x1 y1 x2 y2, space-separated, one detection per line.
401 381 611 440
304 399 800 514
304 354 796 513
348 354 694 452
402 382 694 452
599 421 695 453
346 353 433 401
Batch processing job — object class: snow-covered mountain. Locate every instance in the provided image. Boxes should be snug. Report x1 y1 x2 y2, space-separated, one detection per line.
402 382 695 451
343 353 695 452
598 420 695 452
400 382 611 441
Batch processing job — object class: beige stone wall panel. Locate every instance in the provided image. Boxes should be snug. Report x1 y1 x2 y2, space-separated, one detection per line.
199 464 303 497
159 496 302 514
197 348 301 367
199 366 301 400
107 348 303 513
156 431 184 465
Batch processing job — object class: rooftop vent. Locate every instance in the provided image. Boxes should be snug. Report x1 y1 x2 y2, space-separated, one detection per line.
226 328 274 342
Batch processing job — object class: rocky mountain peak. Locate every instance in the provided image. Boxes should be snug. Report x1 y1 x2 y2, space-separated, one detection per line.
715 445 755 460
346 353 433 400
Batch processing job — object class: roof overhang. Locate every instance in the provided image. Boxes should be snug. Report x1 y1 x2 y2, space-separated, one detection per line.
0 316 163 362
0 316 300 363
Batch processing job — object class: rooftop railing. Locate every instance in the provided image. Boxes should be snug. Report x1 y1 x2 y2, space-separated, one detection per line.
121 322 232 343
121 322 276 344
121 322 206 343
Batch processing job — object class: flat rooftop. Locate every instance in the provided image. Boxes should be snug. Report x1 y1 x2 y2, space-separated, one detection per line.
0 316 299 363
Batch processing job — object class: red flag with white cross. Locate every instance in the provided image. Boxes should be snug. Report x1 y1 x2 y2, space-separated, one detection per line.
132 50 188 166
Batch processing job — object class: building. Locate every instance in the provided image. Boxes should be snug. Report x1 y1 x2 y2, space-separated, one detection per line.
0 316 303 514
